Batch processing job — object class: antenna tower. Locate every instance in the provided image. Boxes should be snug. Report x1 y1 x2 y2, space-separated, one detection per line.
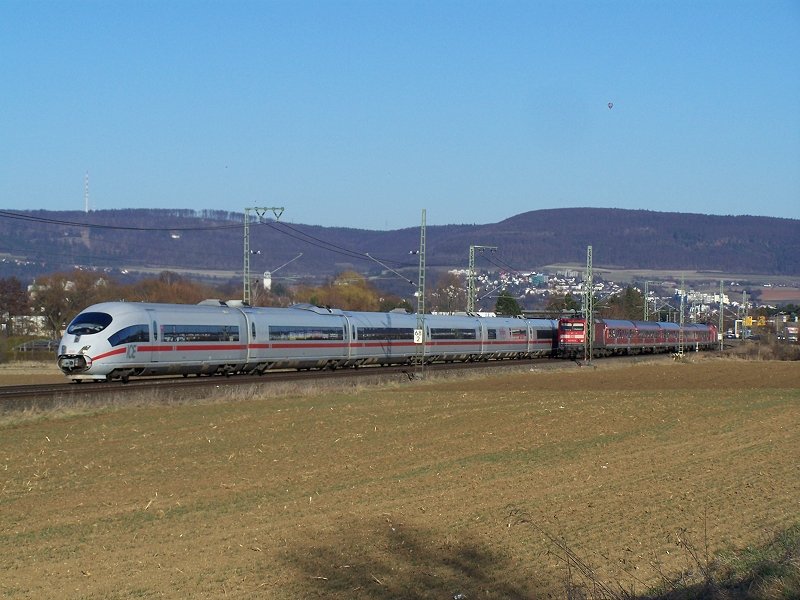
84 172 90 213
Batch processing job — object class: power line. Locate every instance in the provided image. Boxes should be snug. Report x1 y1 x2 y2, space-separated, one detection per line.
0 210 245 232
483 253 525 274
266 221 416 268
1 210 478 284
264 221 366 261
276 221 416 267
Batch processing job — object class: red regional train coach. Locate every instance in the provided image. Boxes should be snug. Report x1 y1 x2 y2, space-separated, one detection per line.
558 317 717 358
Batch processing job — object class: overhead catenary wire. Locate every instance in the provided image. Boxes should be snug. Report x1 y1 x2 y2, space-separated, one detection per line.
1 209 465 283
0 209 246 231
483 253 525 275
265 221 417 270
263 221 368 262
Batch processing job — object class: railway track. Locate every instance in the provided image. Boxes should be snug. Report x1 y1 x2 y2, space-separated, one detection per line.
0 354 676 415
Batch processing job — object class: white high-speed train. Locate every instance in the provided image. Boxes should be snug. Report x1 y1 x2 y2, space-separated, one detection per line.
57 300 558 382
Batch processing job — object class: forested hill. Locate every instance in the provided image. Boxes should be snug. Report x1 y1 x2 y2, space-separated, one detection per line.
0 207 798 282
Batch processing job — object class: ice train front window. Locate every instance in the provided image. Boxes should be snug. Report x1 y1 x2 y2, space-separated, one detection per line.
67 312 113 335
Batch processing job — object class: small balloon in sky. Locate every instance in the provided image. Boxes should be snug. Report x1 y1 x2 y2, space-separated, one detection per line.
608 102 614 110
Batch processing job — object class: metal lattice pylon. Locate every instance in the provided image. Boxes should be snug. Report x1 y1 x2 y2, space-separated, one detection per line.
584 245 593 363
466 245 496 312
243 207 284 305
415 209 426 377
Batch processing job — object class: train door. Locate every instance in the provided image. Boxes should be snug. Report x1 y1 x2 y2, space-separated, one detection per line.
343 315 353 362
146 309 161 364
245 311 256 363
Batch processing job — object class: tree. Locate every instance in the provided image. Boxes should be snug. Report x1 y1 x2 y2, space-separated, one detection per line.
30 270 118 338
495 290 522 316
0 276 29 336
294 271 381 311
600 286 645 320
123 271 219 304
545 292 581 317
378 296 413 313
430 272 466 314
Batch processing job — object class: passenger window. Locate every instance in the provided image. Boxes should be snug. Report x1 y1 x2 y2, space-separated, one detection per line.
108 324 150 347
153 321 158 341
251 322 256 339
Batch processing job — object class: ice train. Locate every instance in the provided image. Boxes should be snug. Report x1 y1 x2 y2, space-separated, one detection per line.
57 301 558 382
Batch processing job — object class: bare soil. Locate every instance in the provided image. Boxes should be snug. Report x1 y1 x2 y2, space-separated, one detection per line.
759 287 800 303
1 357 798 599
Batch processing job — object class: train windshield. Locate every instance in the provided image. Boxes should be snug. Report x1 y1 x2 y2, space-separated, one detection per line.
67 312 113 335
560 322 585 332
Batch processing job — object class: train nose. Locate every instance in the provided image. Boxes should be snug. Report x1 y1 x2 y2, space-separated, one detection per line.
57 354 92 374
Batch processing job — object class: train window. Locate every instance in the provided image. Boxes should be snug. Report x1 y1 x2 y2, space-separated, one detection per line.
153 321 158 341
269 325 343 341
108 324 150 347
359 327 414 341
162 324 240 342
536 328 556 340
67 312 113 335
429 328 477 340
510 328 527 338
251 322 256 340
487 329 497 340
560 322 585 332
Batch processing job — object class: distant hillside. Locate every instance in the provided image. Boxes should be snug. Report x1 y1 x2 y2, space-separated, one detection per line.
0 208 798 285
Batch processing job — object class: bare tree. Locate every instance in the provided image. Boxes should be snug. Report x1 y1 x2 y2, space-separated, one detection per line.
0 276 29 336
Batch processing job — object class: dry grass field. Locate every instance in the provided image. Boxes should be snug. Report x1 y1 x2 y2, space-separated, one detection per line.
0 360 65 386
1 357 798 599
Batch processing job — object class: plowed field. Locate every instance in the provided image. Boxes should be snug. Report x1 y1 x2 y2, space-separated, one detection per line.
2 357 798 599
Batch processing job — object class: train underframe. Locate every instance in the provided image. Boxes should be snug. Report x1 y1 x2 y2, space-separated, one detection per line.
558 342 712 359
59 348 554 383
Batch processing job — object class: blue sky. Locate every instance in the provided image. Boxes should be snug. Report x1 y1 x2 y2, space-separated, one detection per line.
1 0 798 230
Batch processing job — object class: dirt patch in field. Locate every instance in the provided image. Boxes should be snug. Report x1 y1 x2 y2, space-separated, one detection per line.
759 286 800 303
1 358 798 599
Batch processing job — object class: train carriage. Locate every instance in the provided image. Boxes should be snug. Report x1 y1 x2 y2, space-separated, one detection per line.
245 304 350 371
341 308 418 367
58 301 249 381
599 319 664 355
683 323 718 348
482 318 558 359
423 313 483 362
